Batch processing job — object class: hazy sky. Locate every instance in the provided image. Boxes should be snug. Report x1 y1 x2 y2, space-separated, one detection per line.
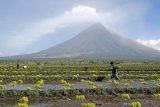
0 0 160 56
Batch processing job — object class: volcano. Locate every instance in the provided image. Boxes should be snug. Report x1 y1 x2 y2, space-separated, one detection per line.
2 23 160 60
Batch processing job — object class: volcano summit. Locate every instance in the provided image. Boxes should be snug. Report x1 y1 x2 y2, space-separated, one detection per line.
2 23 160 60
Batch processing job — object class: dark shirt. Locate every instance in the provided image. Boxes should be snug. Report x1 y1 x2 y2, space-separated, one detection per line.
112 66 118 75
17 64 19 69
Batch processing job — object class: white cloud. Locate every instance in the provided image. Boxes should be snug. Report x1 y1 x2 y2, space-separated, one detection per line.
0 51 20 57
0 52 4 57
6 5 101 50
137 39 160 51
4 3 149 56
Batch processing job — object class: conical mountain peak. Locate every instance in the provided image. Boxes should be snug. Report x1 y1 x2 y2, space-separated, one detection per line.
89 23 106 29
33 23 160 60
85 23 109 33
73 23 113 41
1 23 160 60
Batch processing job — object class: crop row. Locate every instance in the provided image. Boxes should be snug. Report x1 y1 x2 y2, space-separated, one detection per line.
0 70 160 75
1 65 160 71
0 88 159 98
0 75 160 82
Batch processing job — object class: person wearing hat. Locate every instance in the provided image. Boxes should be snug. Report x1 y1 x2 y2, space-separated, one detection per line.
110 61 120 82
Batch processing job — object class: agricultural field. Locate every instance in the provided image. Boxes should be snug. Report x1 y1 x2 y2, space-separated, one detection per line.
0 60 160 107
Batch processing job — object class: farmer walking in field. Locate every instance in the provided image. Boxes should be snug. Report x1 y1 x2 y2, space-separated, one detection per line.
110 61 120 82
17 63 20 69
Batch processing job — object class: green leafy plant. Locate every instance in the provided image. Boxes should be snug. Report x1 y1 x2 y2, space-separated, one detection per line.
82 103 96 107
122 94 130 100
130 102 142 107
17 97 28 107
76 95 85 100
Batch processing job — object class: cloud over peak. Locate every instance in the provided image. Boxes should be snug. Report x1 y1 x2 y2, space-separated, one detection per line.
65 5 96 15
6 5 101 50
137 39 160 51
1 1 156 57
